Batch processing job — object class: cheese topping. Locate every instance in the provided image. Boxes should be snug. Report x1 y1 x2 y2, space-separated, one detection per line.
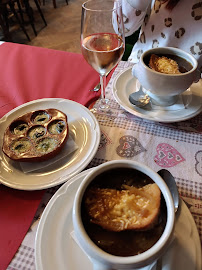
85 183 161 231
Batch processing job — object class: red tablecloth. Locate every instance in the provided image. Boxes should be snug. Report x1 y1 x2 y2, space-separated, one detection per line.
0 42 104 118
0 42 113 269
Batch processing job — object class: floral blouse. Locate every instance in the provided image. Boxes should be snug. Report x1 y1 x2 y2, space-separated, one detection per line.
122 0 202 72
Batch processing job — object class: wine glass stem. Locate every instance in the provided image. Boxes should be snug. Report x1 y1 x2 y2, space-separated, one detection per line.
100 74 109 110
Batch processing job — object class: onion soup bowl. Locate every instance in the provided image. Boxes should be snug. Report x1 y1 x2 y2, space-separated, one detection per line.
132 47 200 106
72 160 175 270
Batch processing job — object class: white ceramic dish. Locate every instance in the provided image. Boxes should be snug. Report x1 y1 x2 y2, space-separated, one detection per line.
35 168 201 270
132 47 200 106
73 160 175 270
112 67 202 123
0 98 100 190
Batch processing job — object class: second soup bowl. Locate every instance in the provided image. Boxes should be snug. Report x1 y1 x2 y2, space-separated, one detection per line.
72 160 175 270
132 47 200 106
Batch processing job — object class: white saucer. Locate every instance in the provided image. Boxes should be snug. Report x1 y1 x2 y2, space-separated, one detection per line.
35 168 201 270
0 98 100 190
112 66 202 123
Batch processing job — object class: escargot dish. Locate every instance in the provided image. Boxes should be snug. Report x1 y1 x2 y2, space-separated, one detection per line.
2 109 69 162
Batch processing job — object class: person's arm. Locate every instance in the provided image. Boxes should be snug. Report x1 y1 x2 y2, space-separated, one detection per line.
122 0 151 36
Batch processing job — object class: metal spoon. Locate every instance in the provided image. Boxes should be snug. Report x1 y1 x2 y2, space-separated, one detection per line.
90 83 101 92
158 169 179 213
129 85 150 107
90 71 112 92
154 169 179 270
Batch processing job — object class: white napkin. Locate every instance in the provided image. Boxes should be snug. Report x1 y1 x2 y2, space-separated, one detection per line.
70 202 198 270
159 204 197 270
135 80 192 111
151 202 197 270
149 92 192 111
20 135 78 173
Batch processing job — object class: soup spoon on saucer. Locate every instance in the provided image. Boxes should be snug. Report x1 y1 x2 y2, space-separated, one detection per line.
158 169 179 213
129 86 150 107
153 169 179 270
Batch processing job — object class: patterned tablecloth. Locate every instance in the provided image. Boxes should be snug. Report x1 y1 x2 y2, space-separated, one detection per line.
7 61 202 270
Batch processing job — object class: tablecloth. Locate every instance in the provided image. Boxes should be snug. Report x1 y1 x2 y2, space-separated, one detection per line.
7 61 202 270
0 42 102 119
0 42 114 270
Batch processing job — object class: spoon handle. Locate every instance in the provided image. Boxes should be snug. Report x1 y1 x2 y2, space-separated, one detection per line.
156 257 162 270
90 83 100 92
158 169 179 213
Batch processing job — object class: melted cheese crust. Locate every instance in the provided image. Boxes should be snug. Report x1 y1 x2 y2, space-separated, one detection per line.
85 183 161 232
149 54 181 74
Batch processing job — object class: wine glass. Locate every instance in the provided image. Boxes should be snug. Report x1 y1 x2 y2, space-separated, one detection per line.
81 0 125 112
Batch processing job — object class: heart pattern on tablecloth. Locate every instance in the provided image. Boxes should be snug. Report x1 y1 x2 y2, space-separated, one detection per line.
98 131 112 150
154 143 185 167
116 135 146 157
195 151 202 176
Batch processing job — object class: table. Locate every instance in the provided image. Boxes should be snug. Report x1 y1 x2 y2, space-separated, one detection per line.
0 43 201 270
0 41 107 270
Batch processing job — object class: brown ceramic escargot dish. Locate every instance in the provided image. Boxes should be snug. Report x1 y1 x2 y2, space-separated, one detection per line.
2 109 69 162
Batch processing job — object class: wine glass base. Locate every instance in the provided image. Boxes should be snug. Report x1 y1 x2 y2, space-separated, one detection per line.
88 99 115 121
89 98 110 113
99 98 109 111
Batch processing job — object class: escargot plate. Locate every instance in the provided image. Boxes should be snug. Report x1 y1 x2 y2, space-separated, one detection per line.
2 109 69 162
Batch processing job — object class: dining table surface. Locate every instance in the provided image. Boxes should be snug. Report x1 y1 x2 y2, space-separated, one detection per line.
0 41 201 270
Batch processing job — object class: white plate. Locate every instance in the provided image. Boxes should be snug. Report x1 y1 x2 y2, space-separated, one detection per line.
35 168 201 270
0 98 100 190
112 67 202 123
